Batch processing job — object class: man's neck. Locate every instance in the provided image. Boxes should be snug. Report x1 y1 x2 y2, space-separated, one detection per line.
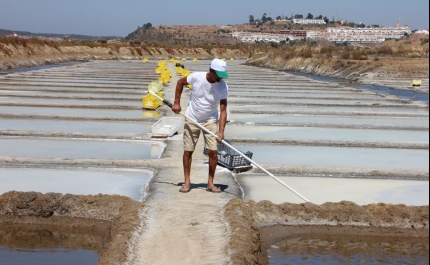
206 73 219 83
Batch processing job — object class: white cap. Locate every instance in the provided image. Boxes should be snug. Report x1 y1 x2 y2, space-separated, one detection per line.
210 59 229 78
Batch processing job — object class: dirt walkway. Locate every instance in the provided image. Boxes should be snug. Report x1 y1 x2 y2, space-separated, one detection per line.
128 63 242 265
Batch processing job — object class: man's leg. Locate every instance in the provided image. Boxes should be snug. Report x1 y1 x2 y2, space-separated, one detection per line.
207 150 219 190
181 150 193 192
203 121 222 192
181 120 200 192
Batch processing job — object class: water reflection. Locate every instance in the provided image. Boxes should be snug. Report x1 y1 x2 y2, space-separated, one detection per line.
0 139 164 160
288 72 429 103
268 234 429 265
142 110 161 118
0 61 84 75
354 84 429 103
0 224 104 265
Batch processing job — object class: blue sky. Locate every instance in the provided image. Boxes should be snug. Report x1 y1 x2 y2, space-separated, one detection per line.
1 0 428 37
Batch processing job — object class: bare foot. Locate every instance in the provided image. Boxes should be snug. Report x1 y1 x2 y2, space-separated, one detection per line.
206 186 222 193
179 186 190 193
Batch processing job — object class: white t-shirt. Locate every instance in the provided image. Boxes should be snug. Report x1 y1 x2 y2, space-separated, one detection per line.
186 72 228 123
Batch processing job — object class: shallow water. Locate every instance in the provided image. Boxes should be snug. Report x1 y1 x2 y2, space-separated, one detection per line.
228 91 377 98
286 72 348 83
0 106 161 117
229 97 406 106
0 119 152 134
0 246 99 265
229 104 429 115
230 113 429 127
226 125 429 143
0 96 141 106
289 72 430 103
0 168 152 201
0 91 143 99
0 80 143 89
238 175 429 205
355 84 430 103
268 234 429 265
0 138 164 160
0 224 102 265
0 63 72 75
233 144 429 169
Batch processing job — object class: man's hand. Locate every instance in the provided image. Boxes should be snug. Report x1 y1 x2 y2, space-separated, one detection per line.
173 77 188 114
172 102 181 114
216 131 224 143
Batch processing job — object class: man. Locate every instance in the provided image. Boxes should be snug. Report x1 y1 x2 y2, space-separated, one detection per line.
172 59 229 193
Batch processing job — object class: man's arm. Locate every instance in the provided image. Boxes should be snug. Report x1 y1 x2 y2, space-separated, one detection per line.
217 99 228 142
172 77 189 114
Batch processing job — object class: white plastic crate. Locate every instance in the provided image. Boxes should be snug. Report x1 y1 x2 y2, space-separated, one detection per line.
152 117 184 136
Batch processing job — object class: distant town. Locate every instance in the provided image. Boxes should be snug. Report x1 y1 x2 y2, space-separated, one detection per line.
234 14 429 44
1 12 428 46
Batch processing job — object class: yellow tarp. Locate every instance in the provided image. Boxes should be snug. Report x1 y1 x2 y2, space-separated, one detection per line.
411 80 422 87
148 81 163 93
142 92 164 110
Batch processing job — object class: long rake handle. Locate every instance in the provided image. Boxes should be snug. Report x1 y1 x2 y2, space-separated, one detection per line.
149 91 311 203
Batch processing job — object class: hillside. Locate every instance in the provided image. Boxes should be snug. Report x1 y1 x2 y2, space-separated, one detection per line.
0 28 120 40
125 22 339 45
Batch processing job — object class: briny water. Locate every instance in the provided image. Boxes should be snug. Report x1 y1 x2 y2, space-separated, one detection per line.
288 71 429 103
0 247 99 265
0 224 104 265
0 138 164 160
267 234 429 265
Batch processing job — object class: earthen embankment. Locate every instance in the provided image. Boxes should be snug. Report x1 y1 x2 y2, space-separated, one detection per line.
223 198 429 265
0 191 144 265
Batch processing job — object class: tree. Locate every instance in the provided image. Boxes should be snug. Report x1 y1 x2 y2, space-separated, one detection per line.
262 13 268 23
306 13 314 19
249 15 255 24
294 14 303 19
316 15 323 19
276 16 282 21
323 16 329 23
143 23 152 29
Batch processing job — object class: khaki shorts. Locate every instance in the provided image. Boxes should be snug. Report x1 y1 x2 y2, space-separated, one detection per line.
183 119 218 152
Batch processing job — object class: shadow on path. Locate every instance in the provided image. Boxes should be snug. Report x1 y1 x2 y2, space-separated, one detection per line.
155 181 237 195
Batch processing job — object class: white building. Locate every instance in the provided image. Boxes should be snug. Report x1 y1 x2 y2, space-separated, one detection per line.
307 26 412 44
293 19 326 25
231 32 294 43
415 29 429 35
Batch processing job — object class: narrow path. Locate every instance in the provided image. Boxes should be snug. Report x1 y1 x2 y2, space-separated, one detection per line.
129 62 242 265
